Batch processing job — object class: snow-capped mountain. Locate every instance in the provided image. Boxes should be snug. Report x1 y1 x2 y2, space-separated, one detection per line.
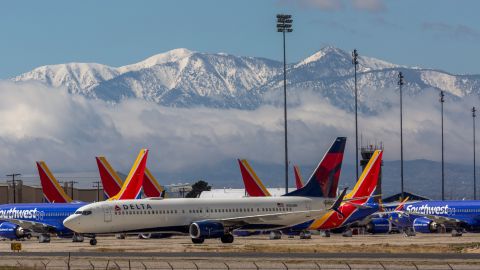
11 46 480 109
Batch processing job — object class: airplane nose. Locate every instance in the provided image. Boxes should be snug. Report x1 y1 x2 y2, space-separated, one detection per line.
63 215 80 232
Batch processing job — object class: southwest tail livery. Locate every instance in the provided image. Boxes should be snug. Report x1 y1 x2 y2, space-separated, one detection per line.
36 161 72 203
108 149 149 201
143 167 165 198
237 159 271 197
293 165 304 189
309 150 383 230
95 157 123 198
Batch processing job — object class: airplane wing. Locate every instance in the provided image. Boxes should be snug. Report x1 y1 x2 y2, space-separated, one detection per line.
0 218 57 234
196 210 324 229
416 214 465 225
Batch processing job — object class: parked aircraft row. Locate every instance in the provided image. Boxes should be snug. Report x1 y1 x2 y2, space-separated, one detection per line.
1 136 480 246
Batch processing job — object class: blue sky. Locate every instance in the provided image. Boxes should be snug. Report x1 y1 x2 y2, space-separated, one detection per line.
1 0 479 78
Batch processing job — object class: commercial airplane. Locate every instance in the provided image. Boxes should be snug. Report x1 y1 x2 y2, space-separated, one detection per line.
0 149 148 244
63 138 348 245
96 157 165 198
238 148 383 235
36 161 73 203
372 199 480 236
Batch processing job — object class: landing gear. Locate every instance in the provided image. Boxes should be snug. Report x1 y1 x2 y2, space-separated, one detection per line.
403 228 416 237
320 230 331 237
269 231 282 240
89 238 97 245
299 231 312 239
451 229 463 237
342 229 353 237
72 234 84 242
220 233 234 243
38 234 51 243
191 237 205 244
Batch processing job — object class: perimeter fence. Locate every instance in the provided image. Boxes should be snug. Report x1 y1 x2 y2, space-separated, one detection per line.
3 258 479 270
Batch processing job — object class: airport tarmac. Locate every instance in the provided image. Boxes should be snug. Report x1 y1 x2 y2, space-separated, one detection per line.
1 234 480 269
2 233 480 254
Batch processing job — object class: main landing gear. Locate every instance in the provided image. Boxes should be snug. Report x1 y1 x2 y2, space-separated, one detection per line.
220 233 234 243
89 238 97 245
72 234 84 242
38 234 50 243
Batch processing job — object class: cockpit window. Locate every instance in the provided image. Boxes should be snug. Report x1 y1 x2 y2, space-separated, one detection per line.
75 210 92 215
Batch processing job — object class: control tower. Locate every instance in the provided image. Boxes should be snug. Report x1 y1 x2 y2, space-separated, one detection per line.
360 143 383 203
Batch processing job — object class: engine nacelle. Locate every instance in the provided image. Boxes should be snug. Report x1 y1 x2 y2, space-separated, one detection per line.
0 222 26 240
189 221 225 239
413 217 437 233
366 218 392 234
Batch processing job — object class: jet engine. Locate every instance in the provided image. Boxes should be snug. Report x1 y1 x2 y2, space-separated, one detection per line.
0 222 28 240
189 221 225 239
413 217 438 233
366 218 392 234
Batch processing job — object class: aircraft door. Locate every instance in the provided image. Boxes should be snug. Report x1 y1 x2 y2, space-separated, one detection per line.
305 201 312 218
104 206 112 223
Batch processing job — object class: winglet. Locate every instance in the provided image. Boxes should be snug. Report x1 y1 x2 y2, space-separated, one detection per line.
329 187 348 217
109 149 149 201
143 167 165 198
293 165 304 189
238 159 271 197
36 161 72 203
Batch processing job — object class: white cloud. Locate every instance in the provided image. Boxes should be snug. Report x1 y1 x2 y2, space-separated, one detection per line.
0 81 477 184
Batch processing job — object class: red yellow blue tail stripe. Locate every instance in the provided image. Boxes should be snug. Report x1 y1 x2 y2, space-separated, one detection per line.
109 149 149 201
36 161 72 203
95 157 123 199
238 159 271 197
293 165 304 189
143 167 165 198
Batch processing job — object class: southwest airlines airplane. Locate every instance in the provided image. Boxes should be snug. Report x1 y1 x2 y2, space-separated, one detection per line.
64 138 349 245
238 148 383 234
0 149 148 244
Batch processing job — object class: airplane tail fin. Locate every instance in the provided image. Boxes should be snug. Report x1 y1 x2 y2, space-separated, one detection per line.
109 149 149 201
284 137 346 197
238 159 271 197
293 165 304 189
36 161 72 203
344 150 383 202
95 157 123 199
143 167 165 198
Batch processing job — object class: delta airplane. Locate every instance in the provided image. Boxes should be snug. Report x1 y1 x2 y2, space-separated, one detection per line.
96 157 165 198
63 139 354 244
373 199 480 236
238 147 383 235
0 149 148 244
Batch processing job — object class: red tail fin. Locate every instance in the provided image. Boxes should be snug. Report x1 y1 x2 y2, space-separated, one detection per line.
293 165 304 189
143 167 165 198
36 161 72 203
238 159 271 197
345 150 383 200
109 149 149 200
95 157 123 199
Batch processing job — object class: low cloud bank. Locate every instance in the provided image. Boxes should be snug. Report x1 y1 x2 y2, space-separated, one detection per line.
0 81 477 183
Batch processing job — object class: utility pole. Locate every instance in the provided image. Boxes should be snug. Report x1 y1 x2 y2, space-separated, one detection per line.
92 181 102 202
68 180 78 200
6 173 21 203
440 91 445 200
473 106 477 200
276 14 293 194
398 72 405 199
352 49 359 180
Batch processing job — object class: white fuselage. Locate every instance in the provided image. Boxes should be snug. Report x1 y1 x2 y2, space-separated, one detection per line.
63 196 331 234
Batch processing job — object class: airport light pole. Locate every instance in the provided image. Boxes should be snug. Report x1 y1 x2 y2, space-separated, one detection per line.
398 72 405 199
277 14 293 194
352 49 359 180
440 91 445 200
473 106 477 200
6 173 21 203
